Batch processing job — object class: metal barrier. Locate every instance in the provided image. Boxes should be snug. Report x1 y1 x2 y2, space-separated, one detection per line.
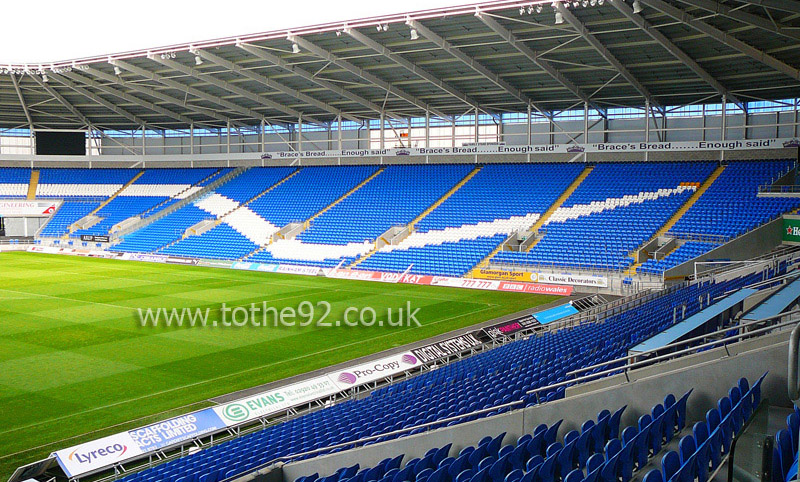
527 311 800 398
211 313 799 482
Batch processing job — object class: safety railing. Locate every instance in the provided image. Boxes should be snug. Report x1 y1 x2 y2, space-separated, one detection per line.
210 312 799 482
527 310 800 399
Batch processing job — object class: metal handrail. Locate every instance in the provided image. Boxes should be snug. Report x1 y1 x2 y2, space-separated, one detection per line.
219 315 798 482
528 316 799 396
567 309 800 378
127 306 796 482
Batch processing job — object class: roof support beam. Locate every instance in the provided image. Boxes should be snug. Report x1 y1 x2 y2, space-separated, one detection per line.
404 18 581 121
473 11 595 106
48 73 153 128
192 49 360 124
112 59 288 128
237 42 398 120
83 66 237 127
405 18 531 105
288 35 451 120
733 0 800 14
550 3 661 109
148 54 326 126
10 74 34 130
343 27 499 120
608 0 744 109
28 74 90 129
640 0 800 80
675 0 800 41
61 70 197 126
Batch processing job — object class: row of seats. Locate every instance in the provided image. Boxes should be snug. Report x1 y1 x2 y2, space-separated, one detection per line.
0 167 30 198
670 160 800 240
160 224 259 260
491 162 718 272
299 164 473 245
115 270 775 482
297 376 762 482
355 235 507 277
644 376 763 482
772 407 800 482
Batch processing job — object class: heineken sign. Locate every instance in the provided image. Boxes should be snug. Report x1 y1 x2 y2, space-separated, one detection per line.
784 217 800 243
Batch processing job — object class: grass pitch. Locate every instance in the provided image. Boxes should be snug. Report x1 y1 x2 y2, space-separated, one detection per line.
0 251 556 477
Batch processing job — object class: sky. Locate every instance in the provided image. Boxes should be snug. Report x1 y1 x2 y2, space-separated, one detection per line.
0 0 475 64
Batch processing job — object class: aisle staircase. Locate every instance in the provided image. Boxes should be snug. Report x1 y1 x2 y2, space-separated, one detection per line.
523 165 594 252
625 164 726 275
302 167 385 231
467 234 515 276
347 165 483 269
27 170 39 200
218 168 301 220
654 164 727 239
408 166 482 231
90 171 144 216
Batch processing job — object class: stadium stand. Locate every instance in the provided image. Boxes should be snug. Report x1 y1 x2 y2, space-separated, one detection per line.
68 168 220 238
242 164 475 268
0 167 31 198
36 168 139 198
491 162 718 271
669 160 800 240
110 205 216 253
34 161 800 278
38 200 101 237
114 268 776 482
293 375 763 482
353 164 585 276
298 164 473 245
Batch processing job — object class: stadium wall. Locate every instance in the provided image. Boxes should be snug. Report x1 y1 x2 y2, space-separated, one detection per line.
0 146 795 169
278 330 790 482
94 111 799 155
663 217 786 280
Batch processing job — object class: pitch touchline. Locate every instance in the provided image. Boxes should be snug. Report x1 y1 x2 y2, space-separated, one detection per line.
0 304 495 440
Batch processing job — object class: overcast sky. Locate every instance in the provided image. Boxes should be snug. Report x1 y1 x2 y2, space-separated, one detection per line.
1 0 474 63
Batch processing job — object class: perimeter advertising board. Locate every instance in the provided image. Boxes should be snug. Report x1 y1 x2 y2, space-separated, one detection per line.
473 269 607 288
327 351 421 390
212 376 340 426
128 409 226 452
0 200 60 217
783 217 800 243
260 139 794 160
53 433 144 478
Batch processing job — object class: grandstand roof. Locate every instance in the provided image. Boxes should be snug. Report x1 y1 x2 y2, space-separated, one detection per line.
1 0 798 131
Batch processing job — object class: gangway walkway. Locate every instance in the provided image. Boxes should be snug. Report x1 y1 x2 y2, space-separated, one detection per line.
628 287 757 355
742 276 800 323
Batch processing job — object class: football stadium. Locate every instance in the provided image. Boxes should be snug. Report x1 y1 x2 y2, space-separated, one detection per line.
1 1 800 482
